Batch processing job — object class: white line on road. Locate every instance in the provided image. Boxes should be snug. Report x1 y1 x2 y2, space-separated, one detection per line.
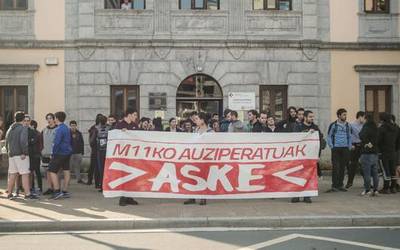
238 233 400 250
0 226 399 235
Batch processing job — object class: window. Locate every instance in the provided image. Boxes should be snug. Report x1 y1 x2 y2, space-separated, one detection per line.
111 86 140 120
365 0 389 13
104 0 146 10
260 85 288 121
253 0 292 10
179 0 220 10
365 85 391 123
0 86 28 131
0 0 27 10
176 74 223 118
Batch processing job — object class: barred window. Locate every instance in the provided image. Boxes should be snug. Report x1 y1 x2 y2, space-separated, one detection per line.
364 0 389 13
253 0 292 10
179 0 219 10
105 0 146 10
0 0 27 10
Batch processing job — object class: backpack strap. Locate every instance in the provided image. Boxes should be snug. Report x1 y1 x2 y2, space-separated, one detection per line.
328 121 338 147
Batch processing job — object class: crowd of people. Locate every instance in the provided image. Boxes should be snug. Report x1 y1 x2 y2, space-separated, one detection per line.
1 106 400 206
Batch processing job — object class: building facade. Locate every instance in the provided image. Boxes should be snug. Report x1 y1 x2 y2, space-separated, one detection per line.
0 0 400 152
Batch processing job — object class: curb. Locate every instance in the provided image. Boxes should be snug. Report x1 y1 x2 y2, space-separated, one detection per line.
1 215 400 232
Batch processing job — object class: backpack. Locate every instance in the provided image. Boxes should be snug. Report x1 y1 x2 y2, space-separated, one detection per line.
327 121 351 147
97 125 109 151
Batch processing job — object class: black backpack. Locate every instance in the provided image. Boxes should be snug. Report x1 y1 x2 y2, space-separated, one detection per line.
97 125 109 151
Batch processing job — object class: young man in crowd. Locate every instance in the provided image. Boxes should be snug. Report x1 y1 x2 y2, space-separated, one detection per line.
91 115 110 192
87 114 103 188
212 113 219 122
115 108 139 206
327 108 352 192
41 113 57 195
49 112 73 200
184 112 213 206
378 113 400 194
228 111 244 132
266 115 277 132
220 109 232 133
296 108 305 126
276 106 297 132
210 119 220 132
346 111 365 189
107 115 117 130
252 111 268 132
165 117 182 132
182 119 193 133
292 110 324 203
70 120 85 184
139 117 151 130
359 114 379 197
246 110 262 132
27 119 42 194
5 112 38 200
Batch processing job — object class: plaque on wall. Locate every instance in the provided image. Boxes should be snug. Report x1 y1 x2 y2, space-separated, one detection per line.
149 92 167 110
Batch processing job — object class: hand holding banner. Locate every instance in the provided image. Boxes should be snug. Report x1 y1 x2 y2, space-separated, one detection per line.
103 131 320 199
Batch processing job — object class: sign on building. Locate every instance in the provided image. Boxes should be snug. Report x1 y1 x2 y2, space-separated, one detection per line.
228 92 256 111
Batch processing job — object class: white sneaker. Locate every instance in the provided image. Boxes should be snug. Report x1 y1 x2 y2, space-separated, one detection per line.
361 190 371 196
373 191 379 197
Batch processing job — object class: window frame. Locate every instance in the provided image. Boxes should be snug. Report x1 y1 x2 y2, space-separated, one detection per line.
179 0 220 10
364 0 390 14
0 0 28 11
110 85 140 120
253 0 292 11
0 86 29 131
259 85 288 121
104 0 146 10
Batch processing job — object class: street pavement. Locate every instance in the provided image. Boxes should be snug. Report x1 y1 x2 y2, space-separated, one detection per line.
0 176 399 232
0 227 399 250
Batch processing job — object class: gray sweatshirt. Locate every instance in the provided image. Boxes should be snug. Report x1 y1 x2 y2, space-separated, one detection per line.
228 120 244 133
5 123 28 157
41 126 57 157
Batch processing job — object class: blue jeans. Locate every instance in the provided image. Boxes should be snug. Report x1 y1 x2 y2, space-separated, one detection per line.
359 154 379 192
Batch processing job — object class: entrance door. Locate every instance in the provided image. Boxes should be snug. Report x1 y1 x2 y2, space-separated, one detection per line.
176 74 223 118
365 85 392 123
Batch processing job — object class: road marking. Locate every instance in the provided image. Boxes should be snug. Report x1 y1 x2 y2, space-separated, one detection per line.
0 226 399 235
272 165 307 186
108 162 147 189
238 233 400 250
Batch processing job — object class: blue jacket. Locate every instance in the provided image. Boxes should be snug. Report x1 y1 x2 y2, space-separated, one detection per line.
52 123 72 156
327 121 352 149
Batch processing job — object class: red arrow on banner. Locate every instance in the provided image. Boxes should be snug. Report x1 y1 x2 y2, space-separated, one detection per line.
108 162 147 189
272 165 307 187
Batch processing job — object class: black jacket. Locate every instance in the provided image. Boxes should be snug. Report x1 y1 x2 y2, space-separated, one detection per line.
359 121 379 154
28 128 41 158
378 122 399 154
251 121 264 133
276 118 297 132
71 130 84 155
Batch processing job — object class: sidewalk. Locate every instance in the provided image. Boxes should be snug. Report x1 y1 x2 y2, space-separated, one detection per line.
0 177 399 232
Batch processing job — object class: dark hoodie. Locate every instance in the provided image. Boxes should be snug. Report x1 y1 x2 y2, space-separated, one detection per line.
276 117 297 132
378 121 399 154
359 120 379 155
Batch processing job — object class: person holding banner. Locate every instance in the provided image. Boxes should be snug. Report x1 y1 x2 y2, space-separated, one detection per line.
292 110 324 203
183 112 214 206
115 108 139 206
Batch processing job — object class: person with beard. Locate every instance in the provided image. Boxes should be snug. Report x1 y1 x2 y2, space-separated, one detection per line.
220 109 232 133
115 108 139 206
252 111 268 133
246 110 262 132
327 108 352 192
276 106 297 132
378 113 400 194
292 110 324 203
87 114 103 188
359 114 379 197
